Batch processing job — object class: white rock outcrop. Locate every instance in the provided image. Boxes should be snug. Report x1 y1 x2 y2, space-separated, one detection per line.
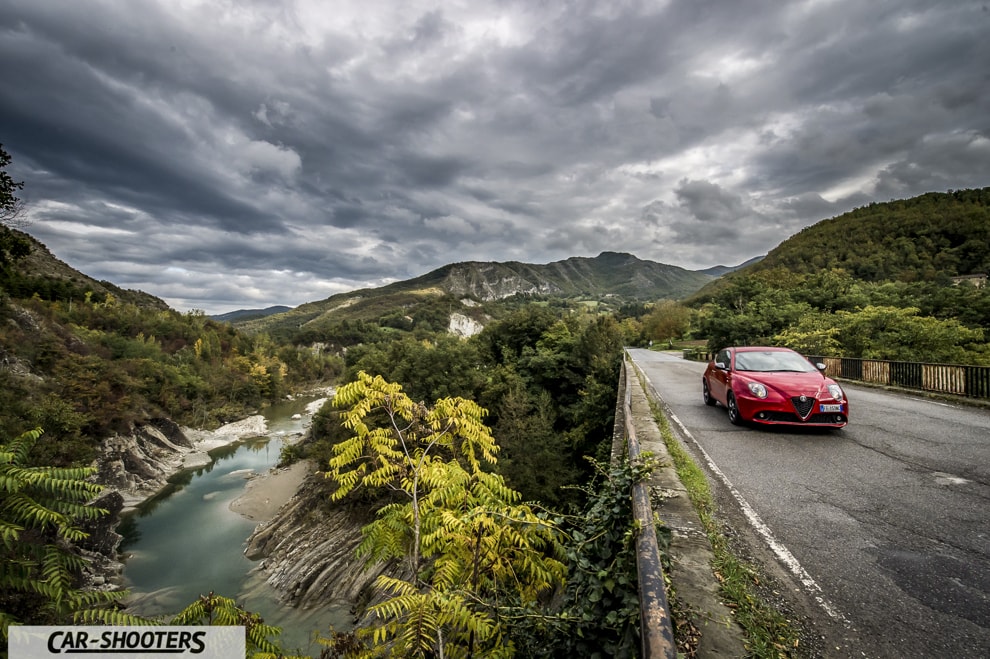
448 312 485 337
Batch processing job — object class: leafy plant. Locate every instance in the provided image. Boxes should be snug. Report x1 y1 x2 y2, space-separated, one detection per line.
170 592 286 658
0 428 127 640
324 373 566 657
543 455 659 658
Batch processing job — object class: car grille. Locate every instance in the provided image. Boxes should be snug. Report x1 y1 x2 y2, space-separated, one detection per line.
790 396 816 418
761 411 845 425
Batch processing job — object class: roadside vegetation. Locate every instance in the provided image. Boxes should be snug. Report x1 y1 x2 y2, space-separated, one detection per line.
315 373 654 657
690 268 990 363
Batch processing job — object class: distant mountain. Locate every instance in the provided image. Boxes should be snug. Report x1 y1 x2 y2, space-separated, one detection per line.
211 306 293 323
407 251 715 300
695 256 764 278
234 251 723 338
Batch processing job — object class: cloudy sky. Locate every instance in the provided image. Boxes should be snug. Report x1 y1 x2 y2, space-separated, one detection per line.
2 1 989 314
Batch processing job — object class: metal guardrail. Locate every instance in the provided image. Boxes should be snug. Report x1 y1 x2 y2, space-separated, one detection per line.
681 350 990 400
619 360 677 659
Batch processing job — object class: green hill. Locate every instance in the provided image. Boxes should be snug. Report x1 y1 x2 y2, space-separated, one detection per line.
751 188 989 281
683 188 990 363
688 188 990 304
2 228 170 310
0 230 339 466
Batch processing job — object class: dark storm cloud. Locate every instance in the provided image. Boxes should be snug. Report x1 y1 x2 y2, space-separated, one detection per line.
2 0 988 313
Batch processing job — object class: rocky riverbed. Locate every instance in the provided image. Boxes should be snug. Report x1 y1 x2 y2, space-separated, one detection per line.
97 415 270 511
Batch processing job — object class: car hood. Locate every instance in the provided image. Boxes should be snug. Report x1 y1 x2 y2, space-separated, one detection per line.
743 371 831 397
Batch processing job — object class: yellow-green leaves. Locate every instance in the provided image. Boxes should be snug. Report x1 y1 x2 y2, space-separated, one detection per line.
324 373 565 658
327 371 498 502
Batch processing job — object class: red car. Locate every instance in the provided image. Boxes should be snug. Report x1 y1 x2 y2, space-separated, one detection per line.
702 346 848 428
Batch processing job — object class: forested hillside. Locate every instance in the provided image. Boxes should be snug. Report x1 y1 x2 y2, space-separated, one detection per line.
752 188 990 280
0 229 343 466
682 188 990 364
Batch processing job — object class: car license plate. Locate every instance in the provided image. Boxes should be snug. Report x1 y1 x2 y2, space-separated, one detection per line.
820 404 842 413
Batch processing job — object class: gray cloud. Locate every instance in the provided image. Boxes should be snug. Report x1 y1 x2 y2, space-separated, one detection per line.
2 0 988 313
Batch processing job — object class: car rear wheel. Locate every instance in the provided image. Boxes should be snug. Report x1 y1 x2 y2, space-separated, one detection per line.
703 379 716 406
726 392 744 426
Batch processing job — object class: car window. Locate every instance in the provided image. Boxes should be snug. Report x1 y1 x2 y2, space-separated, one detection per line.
716 349 730 366
734 351 817 373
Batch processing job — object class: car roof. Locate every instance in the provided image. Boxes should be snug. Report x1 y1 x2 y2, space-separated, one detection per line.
729 346 793 352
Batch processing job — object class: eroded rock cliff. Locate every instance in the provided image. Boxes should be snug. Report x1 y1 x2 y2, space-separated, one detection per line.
96 415 268 509
244 473 411 616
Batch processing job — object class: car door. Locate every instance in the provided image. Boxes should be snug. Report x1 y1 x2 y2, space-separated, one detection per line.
708 348 732 403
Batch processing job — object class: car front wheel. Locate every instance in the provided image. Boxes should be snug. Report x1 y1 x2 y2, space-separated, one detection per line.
726 392 744 426
703 379 716 406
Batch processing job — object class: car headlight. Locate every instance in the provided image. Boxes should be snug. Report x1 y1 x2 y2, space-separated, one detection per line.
747 382 768 398
827 384 844 401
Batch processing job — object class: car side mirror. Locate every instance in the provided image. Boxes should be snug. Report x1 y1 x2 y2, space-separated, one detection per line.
715 361 728 370
816 362 826 371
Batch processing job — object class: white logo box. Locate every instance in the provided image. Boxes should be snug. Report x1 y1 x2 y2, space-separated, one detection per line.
8 626 245 659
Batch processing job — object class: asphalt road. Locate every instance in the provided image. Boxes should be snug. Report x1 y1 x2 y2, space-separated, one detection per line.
627 348 990 659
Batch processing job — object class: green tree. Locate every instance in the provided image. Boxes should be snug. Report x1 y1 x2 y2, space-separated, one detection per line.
490 369 577 506
477 305 557 365
773 312 842 356
0 428 126 640
834 305 986 363
328 371 501 572
642 300 691 344
346 335 485 402
0 144 24 225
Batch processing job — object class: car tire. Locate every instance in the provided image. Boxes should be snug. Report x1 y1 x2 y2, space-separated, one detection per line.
703 380 716 406
726 392 744 426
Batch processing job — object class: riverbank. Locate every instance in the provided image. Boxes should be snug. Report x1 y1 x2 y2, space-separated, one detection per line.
108 392 332 611
108 415 269 512
229 459 317 521
226 392 330 521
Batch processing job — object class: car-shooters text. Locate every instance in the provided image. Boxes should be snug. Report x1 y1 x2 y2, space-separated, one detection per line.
47 629 207 654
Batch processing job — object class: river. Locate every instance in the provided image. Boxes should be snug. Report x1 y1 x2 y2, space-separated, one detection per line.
117 394 352 656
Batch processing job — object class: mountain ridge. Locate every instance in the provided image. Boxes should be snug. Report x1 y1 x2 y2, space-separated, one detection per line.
230 251 755 337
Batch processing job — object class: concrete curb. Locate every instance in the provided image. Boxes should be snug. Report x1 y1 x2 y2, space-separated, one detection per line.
622 359 748 657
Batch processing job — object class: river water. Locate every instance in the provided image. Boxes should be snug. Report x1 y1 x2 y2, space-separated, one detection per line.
118 394 352 655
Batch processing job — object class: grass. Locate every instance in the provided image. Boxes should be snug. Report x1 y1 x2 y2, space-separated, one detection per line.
644 389 805 658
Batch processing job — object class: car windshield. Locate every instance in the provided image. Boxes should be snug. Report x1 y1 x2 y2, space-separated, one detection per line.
734 351 817 373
